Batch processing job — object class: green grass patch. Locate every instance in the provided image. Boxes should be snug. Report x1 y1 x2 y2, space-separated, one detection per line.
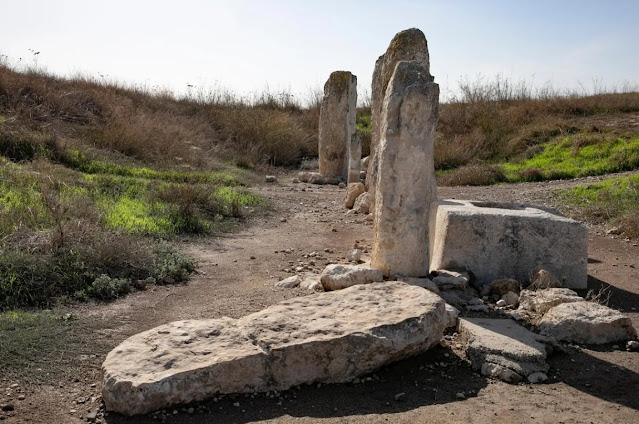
63 150 245 185
0 151 261 309
553 173 639 238
504 137 639 182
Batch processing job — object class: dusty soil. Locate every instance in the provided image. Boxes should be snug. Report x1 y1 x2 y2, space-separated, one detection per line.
1 173 638 424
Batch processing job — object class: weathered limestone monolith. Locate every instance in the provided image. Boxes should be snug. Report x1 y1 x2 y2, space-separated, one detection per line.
318 71 357 180
371 60 439 277
348 133 362 184
367 28 430 199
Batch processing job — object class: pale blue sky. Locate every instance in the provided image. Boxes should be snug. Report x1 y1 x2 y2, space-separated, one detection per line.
2 0 638 102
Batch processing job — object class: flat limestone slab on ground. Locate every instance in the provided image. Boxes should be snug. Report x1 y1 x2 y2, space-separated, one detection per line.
102 282 446 415
429 200 588 288
459 318 551 383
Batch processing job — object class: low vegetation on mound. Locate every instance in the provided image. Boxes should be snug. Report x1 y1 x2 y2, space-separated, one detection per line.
434 78 639 186
552 174 639 239
0 63 272 310
0 151 261 309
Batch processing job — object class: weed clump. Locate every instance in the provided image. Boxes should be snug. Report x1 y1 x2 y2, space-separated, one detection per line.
439 164 506 186
86 275 132 301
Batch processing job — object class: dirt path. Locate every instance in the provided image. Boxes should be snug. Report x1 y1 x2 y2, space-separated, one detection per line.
2 174 638 423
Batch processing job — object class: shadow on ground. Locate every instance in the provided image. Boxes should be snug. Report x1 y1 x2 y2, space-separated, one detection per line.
104 345 489 423
575 275 639 313
549 348 639 411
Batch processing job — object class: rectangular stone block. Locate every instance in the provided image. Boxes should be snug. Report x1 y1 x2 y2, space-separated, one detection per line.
429 200 588 288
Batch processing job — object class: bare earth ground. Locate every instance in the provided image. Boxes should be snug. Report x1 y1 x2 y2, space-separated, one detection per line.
1 172 638 424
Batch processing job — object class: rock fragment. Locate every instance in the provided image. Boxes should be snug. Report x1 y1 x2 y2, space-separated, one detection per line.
538 302 638 344
490 278 519 296
320 264 383 291
432 270 468 290
518 288 582 314
274 276 302 288
459 318 551 384
345 183 365 209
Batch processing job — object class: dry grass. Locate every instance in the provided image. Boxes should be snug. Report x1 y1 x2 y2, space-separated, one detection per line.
0 63 318 170
438 163 506 186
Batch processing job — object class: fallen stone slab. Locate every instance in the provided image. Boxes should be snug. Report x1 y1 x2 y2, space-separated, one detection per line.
429 200 588 288
538 301 638 344
518 288 582 314
459 318 552 384
102 282 446 415
320 264 383 290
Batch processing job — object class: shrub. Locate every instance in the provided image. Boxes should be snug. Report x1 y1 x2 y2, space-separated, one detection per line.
152 243 196 283
86 275 132 301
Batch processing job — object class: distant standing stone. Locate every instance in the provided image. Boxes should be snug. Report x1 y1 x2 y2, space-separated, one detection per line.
318 71 357 180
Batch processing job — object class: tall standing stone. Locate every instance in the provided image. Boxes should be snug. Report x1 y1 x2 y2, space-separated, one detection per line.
318 71 357 180
367 28 430 197
348 133 362 184
371 60 439 277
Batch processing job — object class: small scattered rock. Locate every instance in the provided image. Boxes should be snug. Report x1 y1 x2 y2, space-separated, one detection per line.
527 372 548 384
496 299 507 307
394 392 405 402
444 303 459 328
345 183 366 209
353 192 373 214
319 264 383 291
490 278 519 296
501 291 519 307
529 268 562 290
456 392 465 400
346 249 363 263
274 276 302 289
432 270 468 290
309 173 327 185
265 175 278 183
627 340 639 351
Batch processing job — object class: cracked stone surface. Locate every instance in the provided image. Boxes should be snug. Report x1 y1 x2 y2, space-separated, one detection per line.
102 282 446 415
459 318 552 384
